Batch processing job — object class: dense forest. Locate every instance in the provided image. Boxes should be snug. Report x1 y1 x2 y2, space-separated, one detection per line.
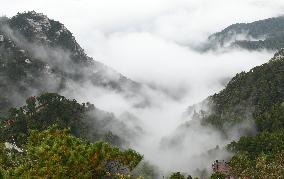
194 49 284 178
0 93 145 178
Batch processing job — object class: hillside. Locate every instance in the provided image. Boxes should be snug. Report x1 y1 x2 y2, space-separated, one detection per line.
185 49 284 178
0 12 155 178
2 93 144 147
200 49 284 132
207 16 284 50
0 92 147 178
160 48 284 178
0 11 142 115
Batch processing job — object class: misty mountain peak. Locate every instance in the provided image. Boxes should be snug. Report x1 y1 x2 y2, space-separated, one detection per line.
0 11 144 114
9 11 84 57
14 11 51 34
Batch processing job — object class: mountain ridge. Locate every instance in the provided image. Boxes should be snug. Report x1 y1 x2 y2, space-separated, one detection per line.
207 16 284 51
0 11 144 115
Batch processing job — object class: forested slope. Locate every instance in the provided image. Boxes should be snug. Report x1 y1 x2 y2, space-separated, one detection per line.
208 16 284 50
197 49 284 178
0 11 142 115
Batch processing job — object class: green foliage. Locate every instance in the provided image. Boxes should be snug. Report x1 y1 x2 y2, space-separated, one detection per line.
228 130 284 159
229 153 254 178
228 130 284 178
0 93 88 146
0 93 126 147
4 126 142 178
168 172 195 179
230 152 284 178
169 172 186 179
0 143 21 171
210 172 226 179
0 93 142 178
202 51 284 132
256 102 284 131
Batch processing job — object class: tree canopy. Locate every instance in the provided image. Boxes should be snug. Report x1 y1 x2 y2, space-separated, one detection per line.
1 126 142 178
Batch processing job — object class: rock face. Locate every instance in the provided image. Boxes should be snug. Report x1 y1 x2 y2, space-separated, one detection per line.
0 11 142 115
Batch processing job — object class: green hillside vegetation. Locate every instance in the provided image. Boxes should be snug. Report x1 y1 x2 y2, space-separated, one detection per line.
198 49 284 177
203 49 284 131
0 126 142 178
0 93 146 178
230 151 284 178
226 105 284 178
0 93 131 148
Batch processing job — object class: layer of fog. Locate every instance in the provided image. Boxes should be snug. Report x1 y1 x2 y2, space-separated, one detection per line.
3 0 284 176
65 49 272 176
208 30 269 49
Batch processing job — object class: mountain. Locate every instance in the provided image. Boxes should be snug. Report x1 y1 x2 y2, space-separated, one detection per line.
0 11 142 115
207 16 284 51
198 49 284 132
161 48 284 177
184 48 284 178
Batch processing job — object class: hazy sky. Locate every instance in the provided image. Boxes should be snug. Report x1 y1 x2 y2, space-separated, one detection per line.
3 0 284 175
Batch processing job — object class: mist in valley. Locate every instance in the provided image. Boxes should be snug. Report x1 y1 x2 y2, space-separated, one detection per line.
2 0 284 177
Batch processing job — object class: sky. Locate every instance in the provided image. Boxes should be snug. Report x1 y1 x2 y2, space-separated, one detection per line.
2 0 284 176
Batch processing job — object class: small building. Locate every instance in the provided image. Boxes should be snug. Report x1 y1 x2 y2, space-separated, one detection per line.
212 160 234 178
0 35 4 42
